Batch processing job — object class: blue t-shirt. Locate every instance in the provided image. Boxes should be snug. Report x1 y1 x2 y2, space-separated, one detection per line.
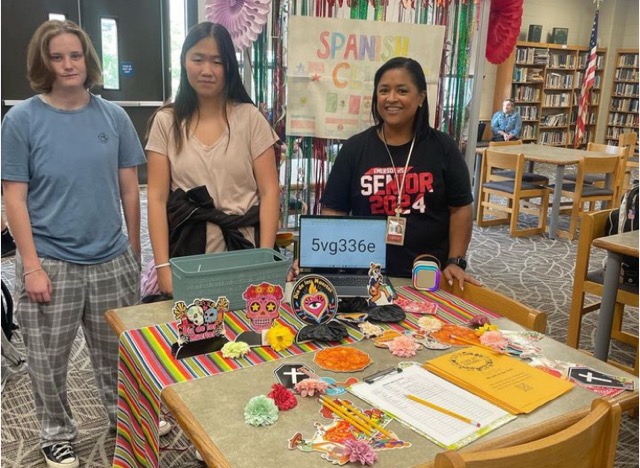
1 94 146 264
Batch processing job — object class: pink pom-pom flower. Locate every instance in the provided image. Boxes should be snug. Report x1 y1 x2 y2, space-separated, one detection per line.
343 439 378 465
294 378 329 397
388 335 420 357
480 330 509 351
267 383 297 411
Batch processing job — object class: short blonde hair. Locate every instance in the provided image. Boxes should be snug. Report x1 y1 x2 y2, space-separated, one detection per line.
27 20 102 93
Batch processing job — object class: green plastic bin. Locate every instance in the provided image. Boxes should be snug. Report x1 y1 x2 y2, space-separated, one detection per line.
170 248 291 310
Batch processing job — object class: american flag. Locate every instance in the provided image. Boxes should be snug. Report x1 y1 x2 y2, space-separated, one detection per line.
574 8 599 147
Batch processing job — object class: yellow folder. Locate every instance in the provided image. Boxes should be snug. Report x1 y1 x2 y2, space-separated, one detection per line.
424 346 574 414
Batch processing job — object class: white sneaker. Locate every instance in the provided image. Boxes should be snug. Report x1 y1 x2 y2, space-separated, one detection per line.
159 419 172 436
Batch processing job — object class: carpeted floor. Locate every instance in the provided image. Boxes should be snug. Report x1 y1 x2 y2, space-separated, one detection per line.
1 184 638 467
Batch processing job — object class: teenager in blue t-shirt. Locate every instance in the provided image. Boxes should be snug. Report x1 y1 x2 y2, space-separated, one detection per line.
1 20 145 468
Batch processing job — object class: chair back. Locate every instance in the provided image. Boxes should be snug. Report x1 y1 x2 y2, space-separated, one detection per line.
440 281 546 332
484 149 525 177
489 139 523 147
585 144 627 204
434 398 621 468
618 131 637 153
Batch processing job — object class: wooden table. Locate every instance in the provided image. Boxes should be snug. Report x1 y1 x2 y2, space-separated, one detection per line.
473 144 613 239
592 230 640 361
106 288 638 468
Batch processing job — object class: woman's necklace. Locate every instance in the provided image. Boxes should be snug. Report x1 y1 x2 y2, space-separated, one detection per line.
381 126 416 246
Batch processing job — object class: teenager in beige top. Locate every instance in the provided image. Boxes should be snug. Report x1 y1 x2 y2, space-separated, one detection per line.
146 22 280 296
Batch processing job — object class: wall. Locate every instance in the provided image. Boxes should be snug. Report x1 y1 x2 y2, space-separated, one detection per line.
479 0 639 138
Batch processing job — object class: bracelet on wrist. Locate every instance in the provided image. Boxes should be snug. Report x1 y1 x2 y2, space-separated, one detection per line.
23 268 43 278
154 262 171 270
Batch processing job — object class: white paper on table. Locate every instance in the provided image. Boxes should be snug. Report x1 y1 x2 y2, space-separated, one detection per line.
349 364 516 449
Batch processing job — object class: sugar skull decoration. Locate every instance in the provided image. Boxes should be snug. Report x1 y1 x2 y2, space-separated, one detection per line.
173 297 228 345
291 275 338 325
242 282 285 332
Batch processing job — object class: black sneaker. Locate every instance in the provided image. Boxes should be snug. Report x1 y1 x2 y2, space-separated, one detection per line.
41 442 79 468
1 229 16 258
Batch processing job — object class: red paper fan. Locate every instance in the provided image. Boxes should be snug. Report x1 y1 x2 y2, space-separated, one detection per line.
486 0 524 64
205 0 271 52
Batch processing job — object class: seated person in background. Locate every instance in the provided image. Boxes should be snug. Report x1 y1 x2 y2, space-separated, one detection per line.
319 57 480 289
490 98 521 142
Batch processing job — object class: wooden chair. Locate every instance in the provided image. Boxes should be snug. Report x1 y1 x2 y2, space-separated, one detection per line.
566 209 639 374
476 148 550 237
434 398 621 468
620 131 638 192
488 140 549 185
551 153 621 240
565 143 629 208
440 281 546 333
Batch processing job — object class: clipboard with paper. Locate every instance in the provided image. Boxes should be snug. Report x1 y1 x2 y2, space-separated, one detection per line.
348 364 516 450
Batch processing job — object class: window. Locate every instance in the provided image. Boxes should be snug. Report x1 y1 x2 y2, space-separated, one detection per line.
101 18 120 90
169 0 187 98
49 13 66 21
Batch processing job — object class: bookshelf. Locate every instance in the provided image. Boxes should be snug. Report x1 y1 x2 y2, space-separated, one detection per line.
605 49 639 156
494 41 606 147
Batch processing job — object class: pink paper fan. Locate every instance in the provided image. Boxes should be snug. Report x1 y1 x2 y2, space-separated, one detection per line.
205 0 271 52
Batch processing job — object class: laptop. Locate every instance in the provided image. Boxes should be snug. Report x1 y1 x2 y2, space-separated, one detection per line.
298 215 394 298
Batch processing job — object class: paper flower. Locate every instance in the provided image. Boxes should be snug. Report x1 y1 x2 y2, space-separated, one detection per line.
468 314 490 329
294 378 329 397
358 321 384 338
387 335 420 357
475 323 500 336
480 331 509 351
265 324 295 352
418 316 443 333
268 383 297 411
205 0 271 52
343 439 378 465
244 395 279 426
221 341 250 358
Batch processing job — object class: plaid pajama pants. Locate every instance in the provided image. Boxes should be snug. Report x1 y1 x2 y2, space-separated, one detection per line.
15 246 140 448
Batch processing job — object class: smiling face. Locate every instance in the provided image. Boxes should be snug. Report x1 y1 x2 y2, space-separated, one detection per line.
48 33 87 92
375 68 426 133
184 36 225 101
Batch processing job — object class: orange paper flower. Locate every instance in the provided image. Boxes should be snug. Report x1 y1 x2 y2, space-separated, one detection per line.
314 346 372 372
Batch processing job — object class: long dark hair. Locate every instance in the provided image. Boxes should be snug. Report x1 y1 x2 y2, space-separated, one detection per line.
370 57 432 140
148 22 254 152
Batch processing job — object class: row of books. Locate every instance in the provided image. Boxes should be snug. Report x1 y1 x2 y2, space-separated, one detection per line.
614 69 639 81
521 124 537 139
577 54 605 70
539 130 568 145
543 93 571 107
545 72 573 89
607 127 639 139
548 52 576 69
613 83 639 97
515 47 549 65
617 54 639 67
515 105 539 120
540 113 568 127
607 113 639 127
512 67 544 83
610 97 639 112
513 85 541 102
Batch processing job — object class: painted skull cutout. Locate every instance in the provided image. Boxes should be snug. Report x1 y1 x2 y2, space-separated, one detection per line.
242 282 285 332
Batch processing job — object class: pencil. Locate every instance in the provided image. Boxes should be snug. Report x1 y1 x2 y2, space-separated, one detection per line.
405 394 481 428
339 400 393 438
449 334 507 354
319 396 374 436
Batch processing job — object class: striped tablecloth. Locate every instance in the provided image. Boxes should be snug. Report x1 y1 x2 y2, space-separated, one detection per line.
112 287 498 467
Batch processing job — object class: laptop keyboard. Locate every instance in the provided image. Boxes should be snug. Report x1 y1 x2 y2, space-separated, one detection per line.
323 274 371 287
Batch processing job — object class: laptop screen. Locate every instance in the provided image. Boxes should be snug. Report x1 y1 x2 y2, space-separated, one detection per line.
298 216 387 271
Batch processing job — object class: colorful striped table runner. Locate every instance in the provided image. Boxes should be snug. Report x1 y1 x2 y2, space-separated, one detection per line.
112 286 498 467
